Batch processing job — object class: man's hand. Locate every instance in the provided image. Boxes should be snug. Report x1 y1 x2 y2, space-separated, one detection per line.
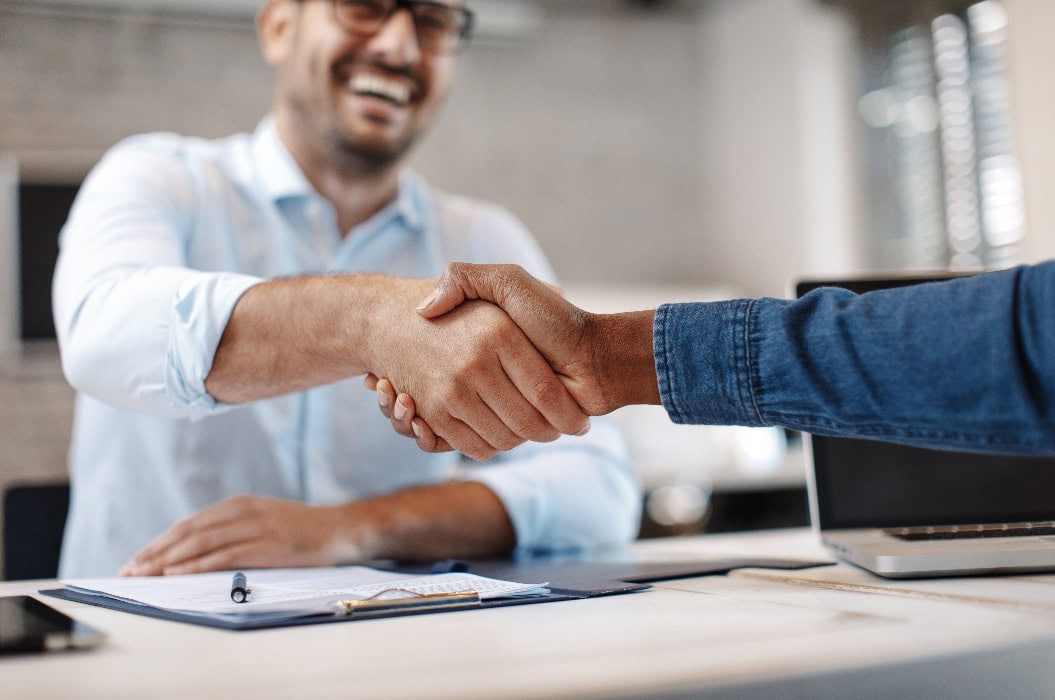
119 495 356 576
120 483 517 576
418 264 613 413
205 274 591 462
367 264 661 453
363 280 591 460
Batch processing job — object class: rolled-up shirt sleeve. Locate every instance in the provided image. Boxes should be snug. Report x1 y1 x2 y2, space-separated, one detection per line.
461 417 642 553
53 135 263 419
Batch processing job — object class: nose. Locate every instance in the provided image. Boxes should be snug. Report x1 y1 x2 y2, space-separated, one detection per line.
364 8 422 65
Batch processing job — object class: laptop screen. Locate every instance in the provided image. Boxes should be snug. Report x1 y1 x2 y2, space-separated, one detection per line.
796 275 1055 530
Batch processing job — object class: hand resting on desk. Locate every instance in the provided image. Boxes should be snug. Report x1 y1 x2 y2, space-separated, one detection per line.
119 495 360 576
120 481 518 576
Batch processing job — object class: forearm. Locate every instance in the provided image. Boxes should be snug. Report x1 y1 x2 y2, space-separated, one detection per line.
330 482 516 562
205 274 423 403
657 263 1055 454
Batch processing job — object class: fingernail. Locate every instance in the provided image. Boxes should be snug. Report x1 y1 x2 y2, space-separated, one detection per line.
393 400 407 421
412 421 421 438
377 389 389 408
416 290 439 312
575 421 591 436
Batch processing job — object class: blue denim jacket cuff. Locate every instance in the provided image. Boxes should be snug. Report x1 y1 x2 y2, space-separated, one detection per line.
654 301 765 426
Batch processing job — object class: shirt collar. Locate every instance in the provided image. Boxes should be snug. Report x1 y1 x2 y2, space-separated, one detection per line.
251 116 314 202
250 116 426 233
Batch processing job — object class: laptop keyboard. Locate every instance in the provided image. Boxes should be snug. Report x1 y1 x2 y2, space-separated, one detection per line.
884 521 1055 541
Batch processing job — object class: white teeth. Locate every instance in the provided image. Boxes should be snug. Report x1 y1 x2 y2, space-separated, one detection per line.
349 74 410 106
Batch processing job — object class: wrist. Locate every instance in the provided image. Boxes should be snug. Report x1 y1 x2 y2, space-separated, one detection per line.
351 274 437 375
327 501 390 563
593 310 660 412
335 274 389 374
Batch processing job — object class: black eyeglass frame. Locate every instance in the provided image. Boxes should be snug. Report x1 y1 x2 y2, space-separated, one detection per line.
319 0 475 54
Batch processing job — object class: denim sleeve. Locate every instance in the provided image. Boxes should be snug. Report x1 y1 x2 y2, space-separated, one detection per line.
655 262 1055 454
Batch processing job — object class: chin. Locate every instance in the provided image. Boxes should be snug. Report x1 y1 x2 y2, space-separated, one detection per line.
340 123 416 163
336 138 413 173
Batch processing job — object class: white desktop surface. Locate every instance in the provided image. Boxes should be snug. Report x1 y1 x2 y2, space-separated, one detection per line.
4 528 1055 699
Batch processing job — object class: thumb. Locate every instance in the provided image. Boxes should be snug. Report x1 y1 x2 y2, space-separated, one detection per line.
415 272 467 318
419 264 575 356
416 263 523 318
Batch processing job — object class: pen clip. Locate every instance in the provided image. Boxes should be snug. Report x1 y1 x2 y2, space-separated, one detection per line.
334 587 480 616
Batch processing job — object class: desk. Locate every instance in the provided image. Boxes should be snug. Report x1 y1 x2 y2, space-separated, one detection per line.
4 528 1055 699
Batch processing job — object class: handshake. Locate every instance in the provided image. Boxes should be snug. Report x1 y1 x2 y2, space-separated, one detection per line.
365 263 660 461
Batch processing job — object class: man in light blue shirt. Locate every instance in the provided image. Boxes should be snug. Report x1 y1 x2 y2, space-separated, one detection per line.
54 0 639 578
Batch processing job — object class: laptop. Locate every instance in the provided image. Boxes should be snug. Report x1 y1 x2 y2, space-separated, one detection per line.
795 274 1055 578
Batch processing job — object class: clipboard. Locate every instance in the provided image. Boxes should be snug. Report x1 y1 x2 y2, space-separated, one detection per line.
39 586 594 631
39 564 626 632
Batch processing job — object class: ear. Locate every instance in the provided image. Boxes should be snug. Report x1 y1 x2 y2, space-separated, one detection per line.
257 0 299 66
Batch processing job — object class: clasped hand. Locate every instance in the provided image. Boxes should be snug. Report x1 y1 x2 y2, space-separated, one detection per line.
364 276 593 461
367 264 615 454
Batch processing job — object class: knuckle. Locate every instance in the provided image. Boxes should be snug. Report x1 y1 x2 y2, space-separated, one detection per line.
531 375 567 411
495 433 524 451
534 426 560 443
510 414 546 440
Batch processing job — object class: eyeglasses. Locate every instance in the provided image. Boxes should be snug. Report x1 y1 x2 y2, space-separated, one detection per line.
324 0 475 55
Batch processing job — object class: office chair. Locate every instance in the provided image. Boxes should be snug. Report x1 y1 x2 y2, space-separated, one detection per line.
2 481 69 580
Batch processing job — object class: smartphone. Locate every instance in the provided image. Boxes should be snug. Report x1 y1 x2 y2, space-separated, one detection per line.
0 595 106 654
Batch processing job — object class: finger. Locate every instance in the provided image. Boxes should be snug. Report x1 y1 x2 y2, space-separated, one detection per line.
363 373 379 391
472 363 560 443
128 518 259 576
420 264 581 362
410 417 443 452
376 377 397 419
161 541 274 576
121 498 251 574
427 412 500 462
415 263 532 318
388 393 416 439
405 410 454 453
496 332 590 437
151 518 263 572
446 392 524 455
415 262 500 317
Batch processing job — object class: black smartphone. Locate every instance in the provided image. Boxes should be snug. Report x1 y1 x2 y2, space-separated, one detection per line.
0 595 106 654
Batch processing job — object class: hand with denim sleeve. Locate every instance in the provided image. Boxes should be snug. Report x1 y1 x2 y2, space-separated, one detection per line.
365 263 661 452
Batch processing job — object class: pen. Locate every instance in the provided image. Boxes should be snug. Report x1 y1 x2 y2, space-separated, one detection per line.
230 572 251 603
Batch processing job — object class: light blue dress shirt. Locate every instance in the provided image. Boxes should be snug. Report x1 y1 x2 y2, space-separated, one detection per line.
54 119 640 577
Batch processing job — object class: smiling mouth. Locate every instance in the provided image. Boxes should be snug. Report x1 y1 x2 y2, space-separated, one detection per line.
349 74 412 107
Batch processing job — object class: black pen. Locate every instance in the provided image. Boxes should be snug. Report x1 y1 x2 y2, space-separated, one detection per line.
230 572 251 603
